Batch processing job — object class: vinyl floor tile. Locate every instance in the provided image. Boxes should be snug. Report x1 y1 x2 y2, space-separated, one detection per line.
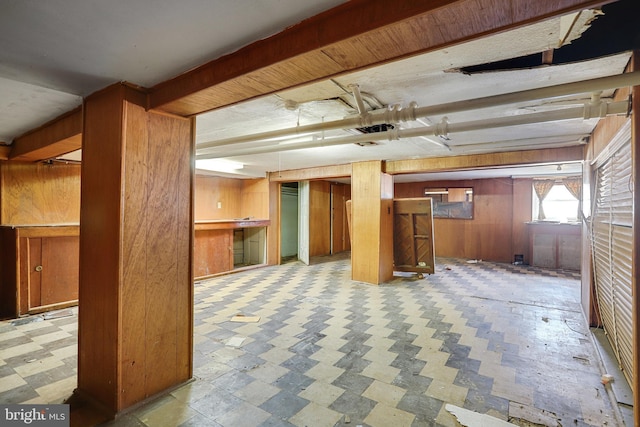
0 255 624 426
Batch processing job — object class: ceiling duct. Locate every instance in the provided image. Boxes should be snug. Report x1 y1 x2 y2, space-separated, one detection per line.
355 123 395 134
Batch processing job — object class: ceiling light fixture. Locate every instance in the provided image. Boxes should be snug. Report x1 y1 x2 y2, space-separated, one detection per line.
195 159 244 173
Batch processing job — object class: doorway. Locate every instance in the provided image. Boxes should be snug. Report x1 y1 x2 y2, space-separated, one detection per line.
280 182 299 263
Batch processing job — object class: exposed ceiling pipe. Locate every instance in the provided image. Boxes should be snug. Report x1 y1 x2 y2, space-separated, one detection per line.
349 84 368 116
449 134 589 153
196 100 629 159
196 71 640 150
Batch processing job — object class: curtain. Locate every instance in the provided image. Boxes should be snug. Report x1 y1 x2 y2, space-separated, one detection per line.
533 180 554 220
563 176 582 221
563 177 581 200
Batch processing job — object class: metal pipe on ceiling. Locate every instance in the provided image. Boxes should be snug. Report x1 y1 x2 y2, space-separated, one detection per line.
196 70 640 151
349 84 368 115
196 99 629 159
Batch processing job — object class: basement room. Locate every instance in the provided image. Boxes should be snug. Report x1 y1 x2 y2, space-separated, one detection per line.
0 0 639 426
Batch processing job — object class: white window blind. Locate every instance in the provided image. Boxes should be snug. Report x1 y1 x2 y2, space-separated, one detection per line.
591 120 633 386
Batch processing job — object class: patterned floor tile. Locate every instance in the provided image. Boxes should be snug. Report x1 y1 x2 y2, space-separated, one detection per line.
0 255 623 426
364 402 415 427
288 402 342 427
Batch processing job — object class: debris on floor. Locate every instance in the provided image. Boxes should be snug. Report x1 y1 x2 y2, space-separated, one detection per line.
601 374 614 385
446 404 516 426
230 314 260 323
508 402 562 426
225 336 246 347
43 308 75 320
572 355 590 365
10 316 44 326
466 259 482 264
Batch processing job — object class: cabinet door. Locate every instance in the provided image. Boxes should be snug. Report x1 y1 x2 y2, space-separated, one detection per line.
28 238 43 309
193 229 232 278
41 237 79 306
28 236 79 309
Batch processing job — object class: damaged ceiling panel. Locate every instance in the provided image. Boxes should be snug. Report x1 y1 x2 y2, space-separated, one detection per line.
194 3 633 180
462 0 640 73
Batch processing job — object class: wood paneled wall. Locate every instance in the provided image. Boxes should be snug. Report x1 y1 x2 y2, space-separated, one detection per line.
331 183 351 254
0 227 18 318
590 64 633 161
395 177 527 263
310 181 331 257
512 178 533 263
194 175 270 220
267 180 279 265
242 178 270 219
0 162 81 225
352 161 394 284
194 175 242 219
78 84 193 414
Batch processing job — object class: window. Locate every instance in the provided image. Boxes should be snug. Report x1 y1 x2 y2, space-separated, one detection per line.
532 182 579 223
424 187 473 219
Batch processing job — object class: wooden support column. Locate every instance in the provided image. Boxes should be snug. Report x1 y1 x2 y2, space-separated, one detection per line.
631 50 640 427
351 161 394 285
77 83 193 416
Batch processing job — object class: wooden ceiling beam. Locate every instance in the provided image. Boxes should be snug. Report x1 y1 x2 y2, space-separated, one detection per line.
385 146 586 175
7 0 613 162
148 0 613 117
269 163 352 182
0 145 11 160
10 107 82 162
268 146 586 180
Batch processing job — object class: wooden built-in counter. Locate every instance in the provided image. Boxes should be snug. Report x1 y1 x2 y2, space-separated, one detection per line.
0 219 272 318
0 224 79 318
195 219 270 231
527 221 581 270
194 219 270 280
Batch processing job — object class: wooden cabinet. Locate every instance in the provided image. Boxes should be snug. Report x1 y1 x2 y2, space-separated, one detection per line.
528 222 581 270
194 219 269 280
0 225 79 318
393 198 435 275
194 229 233 278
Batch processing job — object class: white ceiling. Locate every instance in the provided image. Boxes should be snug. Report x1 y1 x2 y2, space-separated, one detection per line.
0 0 346 142
0 1 635 182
